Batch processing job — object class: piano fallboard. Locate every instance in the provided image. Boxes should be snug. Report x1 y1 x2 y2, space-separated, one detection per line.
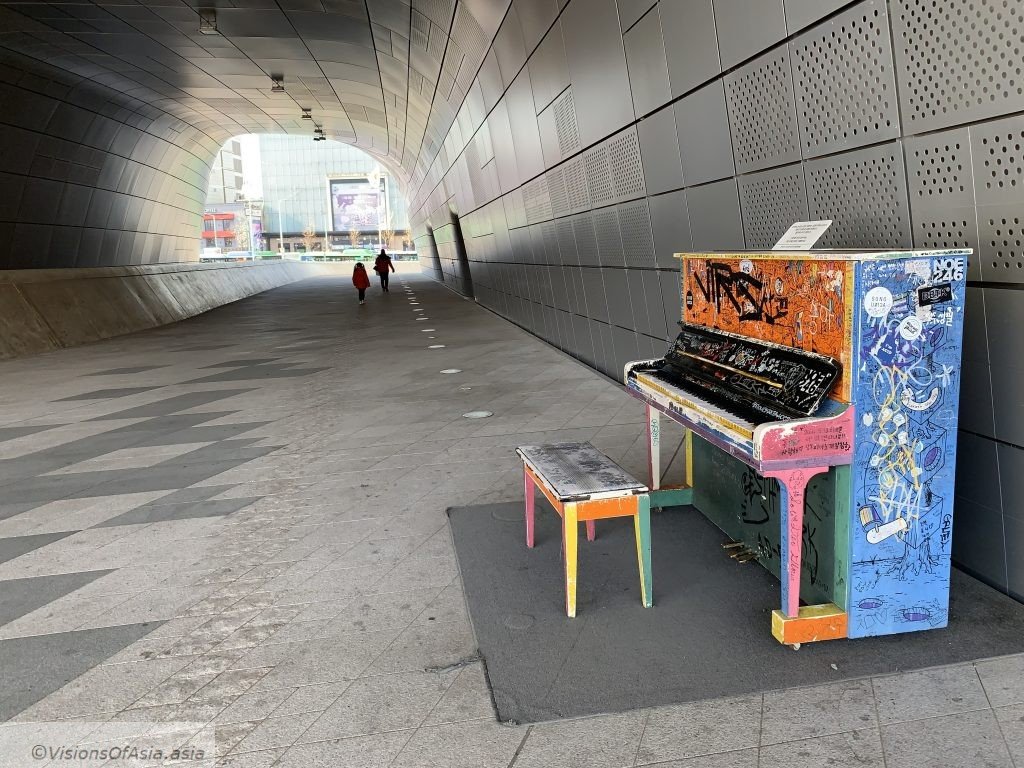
624 375 854 473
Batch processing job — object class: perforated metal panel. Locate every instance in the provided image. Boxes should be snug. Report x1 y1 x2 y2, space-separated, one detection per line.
906 128 975 207
791 0 899 159
563 156 590 213
617 199 656 267
891 0 1024 133
806 142 912 249
724 46 801 174
522 177 552 224
608 128 646 201
553 88 582 156
737 164 809 249
547 167 570 217
978 205 1024 283
584 143 615 206
912 213 980 278
906 128 980 279
969 115 1024 207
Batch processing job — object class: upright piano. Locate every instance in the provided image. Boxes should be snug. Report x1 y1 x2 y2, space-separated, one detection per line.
624 249 969 645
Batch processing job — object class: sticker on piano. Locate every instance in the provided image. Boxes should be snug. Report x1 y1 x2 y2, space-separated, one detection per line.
863 287 894 318
917 283 953 307
898 315 923 341
771 220 833 251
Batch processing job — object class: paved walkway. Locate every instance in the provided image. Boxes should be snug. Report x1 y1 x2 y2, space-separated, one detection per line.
0 274 1021 768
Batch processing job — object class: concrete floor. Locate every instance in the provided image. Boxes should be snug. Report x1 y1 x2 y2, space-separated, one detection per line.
1 274 1022 768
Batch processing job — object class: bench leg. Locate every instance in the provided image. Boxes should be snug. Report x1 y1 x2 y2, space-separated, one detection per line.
585 520 596 541
524 467 535 548
564 502 579 618
633 495 653 608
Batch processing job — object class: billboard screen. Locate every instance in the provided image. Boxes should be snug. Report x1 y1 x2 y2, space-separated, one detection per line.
330 178 380 232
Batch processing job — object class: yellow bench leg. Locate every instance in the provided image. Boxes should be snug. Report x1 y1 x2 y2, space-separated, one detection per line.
564 502 578 618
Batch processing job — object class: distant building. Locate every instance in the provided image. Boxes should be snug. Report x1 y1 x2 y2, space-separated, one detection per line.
255 135 410 253
205 139 245 205
201 202 246 250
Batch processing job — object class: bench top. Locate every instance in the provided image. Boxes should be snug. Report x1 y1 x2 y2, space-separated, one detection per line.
516 442 648 501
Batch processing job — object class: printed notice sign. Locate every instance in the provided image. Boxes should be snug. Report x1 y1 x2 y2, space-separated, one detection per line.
772 220 833 251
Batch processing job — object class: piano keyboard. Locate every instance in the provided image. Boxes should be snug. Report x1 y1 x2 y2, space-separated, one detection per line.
632 369 757 445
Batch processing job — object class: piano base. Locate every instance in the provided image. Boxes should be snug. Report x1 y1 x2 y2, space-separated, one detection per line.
772 604 848 647
650 485 692 509
637 396 850 645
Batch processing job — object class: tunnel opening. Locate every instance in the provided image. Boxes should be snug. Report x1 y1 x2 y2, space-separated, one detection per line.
199 135 415 264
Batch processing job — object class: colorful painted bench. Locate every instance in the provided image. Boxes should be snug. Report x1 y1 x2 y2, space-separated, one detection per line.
515 442 652 618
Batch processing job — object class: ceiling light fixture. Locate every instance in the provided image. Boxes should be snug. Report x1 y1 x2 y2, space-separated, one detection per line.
271 76 285 93
198 9 218 34
301 108 312 120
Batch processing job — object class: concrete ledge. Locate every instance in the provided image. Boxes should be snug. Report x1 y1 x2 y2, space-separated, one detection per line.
0 261 328 359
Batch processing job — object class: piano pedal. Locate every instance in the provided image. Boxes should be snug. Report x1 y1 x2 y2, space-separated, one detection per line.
722 541 744 550
736 552 758 563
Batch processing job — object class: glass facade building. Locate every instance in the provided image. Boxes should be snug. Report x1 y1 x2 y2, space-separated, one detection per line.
255 135 409 247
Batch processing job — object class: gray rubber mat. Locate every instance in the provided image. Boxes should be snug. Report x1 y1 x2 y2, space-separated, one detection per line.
448 501 1024 724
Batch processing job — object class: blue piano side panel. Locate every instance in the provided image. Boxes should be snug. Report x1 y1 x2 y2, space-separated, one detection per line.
847 254 968 638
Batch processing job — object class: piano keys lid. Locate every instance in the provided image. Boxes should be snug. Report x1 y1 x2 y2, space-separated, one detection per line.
667 322 842 420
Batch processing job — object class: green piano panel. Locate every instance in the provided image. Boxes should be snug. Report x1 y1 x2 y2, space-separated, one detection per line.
690 435 851 609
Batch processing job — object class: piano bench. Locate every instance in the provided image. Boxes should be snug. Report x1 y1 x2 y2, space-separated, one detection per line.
515 442 652 618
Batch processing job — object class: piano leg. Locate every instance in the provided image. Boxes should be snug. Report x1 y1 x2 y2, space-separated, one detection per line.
646 404 660 491
564 502 579 618
766 467 828 618
524 468 535 548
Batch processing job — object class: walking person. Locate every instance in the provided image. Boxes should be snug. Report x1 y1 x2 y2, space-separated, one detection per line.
352 261 371 304
374 248 395 292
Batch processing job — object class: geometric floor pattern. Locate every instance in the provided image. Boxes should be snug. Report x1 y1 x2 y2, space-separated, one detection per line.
0 274 1022 767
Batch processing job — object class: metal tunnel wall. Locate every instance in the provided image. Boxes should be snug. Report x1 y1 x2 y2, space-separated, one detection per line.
0 50 219 268
406 0 1024 599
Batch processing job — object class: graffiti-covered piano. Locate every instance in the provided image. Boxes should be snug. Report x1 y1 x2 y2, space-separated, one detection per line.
624 249 970 646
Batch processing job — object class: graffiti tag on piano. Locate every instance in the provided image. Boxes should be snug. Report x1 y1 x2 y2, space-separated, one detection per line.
757 409 854 462
682 257 852 399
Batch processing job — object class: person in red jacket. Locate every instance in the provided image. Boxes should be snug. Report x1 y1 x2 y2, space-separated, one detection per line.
352 262 371 304
373 249 395 292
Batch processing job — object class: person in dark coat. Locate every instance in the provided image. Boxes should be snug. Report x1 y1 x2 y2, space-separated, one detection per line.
373 249 395 292
352 262 371 304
